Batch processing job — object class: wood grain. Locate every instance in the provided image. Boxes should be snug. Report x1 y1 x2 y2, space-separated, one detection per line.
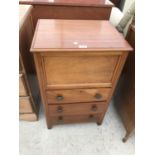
20 0 113 27
19 113 37 121
19 0 113 7
114 23 135 142
31 20 132 51
42 54 120 89
19 5 40 121
49 114 102 126
19 74 28 96
31 19 132 128
48 102 106 116
32 5 112 26
46 88 111 104
19 96 33 113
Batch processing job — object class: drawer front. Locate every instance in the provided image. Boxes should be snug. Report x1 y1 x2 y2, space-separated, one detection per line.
50 114 102 125
19 74 28 96
19 113 37 121
46 88 111 104
42 54 120 89
48 102 106 116
19 96 33 113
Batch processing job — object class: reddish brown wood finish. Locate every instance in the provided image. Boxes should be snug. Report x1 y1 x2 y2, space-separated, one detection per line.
48 102 106 116
46 88 111 104
31 19 132 129
41 54 119 89
49 114 101 125
20 0 113 26
31 20 131 51
19 5 40 121
32 5 112 26
114 23 135 142
19 0 113 7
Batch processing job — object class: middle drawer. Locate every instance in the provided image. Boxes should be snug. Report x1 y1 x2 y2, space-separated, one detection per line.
46 88 111 104
48 102 106 116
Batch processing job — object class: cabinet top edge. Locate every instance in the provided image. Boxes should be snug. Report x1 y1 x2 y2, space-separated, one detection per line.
19 0 114 7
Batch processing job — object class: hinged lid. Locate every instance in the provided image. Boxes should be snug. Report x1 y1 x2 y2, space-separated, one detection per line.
31 19 133 52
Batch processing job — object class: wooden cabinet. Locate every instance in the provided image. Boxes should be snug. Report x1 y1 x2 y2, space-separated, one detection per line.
19 5 40 121
114 23 135 142
30 19 132 129
19 0 114 26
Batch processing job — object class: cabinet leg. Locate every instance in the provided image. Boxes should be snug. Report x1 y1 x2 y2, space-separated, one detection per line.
97 113 105 126
47 123 53 129
47 121 53 129
46 117 53 129
122 132 130 142
97 118 103 126
97 121 102 126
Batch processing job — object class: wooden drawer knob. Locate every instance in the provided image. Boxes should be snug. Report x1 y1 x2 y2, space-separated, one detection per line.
58 116 63 123
91 105 97 112
89 114 94 118
56 95 64 101
57 106 63 113
89 114 96 121
95 93 103 100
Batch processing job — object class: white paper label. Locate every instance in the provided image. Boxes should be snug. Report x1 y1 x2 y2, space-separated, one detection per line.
78 45 88 48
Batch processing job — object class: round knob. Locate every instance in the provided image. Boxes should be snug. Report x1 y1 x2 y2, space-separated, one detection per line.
58 116 63 123
95 93 102 100
89 114 94 118
91 105 97 112
89 115 96 121
57 106 63 113
56 95 64 101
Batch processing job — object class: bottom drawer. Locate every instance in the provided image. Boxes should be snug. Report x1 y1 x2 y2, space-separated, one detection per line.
49 114 102 125
19 96 33 113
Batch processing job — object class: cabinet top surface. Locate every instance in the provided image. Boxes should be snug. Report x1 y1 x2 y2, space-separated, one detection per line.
31 19 132 52
19 0 113 7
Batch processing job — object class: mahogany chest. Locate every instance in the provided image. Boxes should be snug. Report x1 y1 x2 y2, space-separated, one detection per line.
19 0 114 26
30 19 132 129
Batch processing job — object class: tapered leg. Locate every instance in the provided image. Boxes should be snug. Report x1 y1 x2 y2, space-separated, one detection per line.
47 121 53 129
97 121 102 126
122 132 130 142
96 113 105 126
45 115 53 129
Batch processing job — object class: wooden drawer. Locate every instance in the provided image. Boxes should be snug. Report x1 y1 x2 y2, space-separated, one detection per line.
19 96 33 113
50 113 102 125
19 74 28 96
19 113 37 121
48 102 106 116
46 88 111 104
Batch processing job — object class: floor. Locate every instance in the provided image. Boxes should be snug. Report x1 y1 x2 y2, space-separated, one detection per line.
19 101 135 155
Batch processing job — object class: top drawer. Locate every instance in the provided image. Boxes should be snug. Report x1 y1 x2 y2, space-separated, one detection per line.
46 88 111 104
